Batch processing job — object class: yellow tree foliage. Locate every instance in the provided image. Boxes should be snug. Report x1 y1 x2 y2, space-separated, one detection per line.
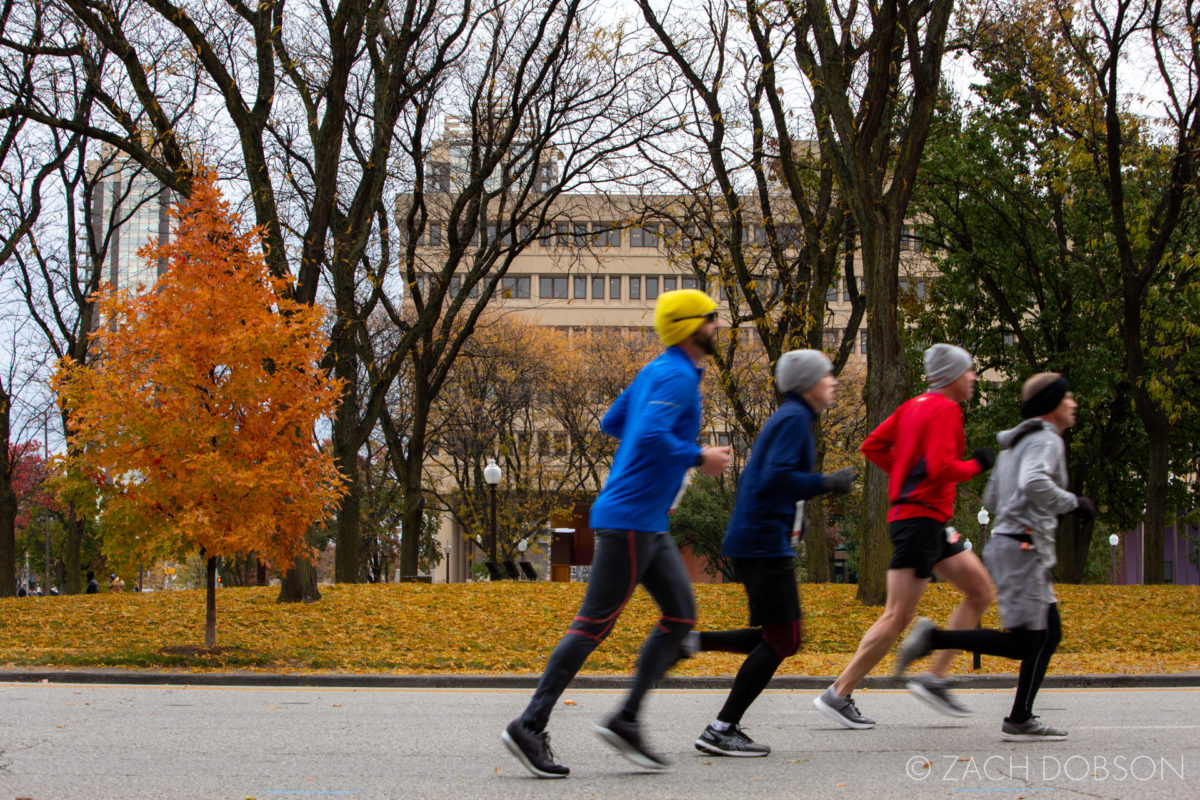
53 176 345 583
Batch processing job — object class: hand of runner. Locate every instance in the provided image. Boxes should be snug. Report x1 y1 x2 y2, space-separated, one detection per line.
697 445 732 476
821 467 856 495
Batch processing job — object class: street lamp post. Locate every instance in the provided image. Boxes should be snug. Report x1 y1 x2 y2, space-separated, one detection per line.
444 542 452 584
972 507 990 670
1109 533 1120 585
44 414 51 596
483 458 502 575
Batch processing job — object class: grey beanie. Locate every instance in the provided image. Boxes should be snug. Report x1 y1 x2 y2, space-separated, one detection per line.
924 343 973 389
776 349 833 395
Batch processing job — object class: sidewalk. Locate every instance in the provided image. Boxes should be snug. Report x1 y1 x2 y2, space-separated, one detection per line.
3 666 1198 689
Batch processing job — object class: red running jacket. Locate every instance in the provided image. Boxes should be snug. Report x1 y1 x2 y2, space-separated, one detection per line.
861 391 982 523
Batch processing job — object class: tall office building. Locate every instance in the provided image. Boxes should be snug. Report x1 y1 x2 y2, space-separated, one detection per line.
88 147 175 294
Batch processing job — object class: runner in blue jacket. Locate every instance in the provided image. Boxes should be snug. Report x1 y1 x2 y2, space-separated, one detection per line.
502 289 732 778
692 350 855 757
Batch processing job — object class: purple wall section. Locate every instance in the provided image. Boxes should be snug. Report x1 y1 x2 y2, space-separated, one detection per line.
1117 517 1200 585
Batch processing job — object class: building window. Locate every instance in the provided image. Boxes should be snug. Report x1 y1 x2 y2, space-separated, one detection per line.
536 163 556 192
540 276 568 299
610 276 622 299
416 224 442 247
574 223 589 248
592 276 605 299
824 328 840 351
776 224 799 248
501 276 530 299
450 275 479 299
629 276 641 300
594 224 620 247
900 226 921 251
646 276 660 300
826 280 839 303
663 276 677 292
682 276 699 290
630 225 658 248
574 276 587 299
860 330 868 354
555 223 571 247
428 162 450 192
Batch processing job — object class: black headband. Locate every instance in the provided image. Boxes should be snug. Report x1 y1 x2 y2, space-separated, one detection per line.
1021 376 1071 419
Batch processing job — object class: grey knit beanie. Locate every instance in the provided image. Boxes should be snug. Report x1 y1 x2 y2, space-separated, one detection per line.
924 343 973 389
776 349 833 395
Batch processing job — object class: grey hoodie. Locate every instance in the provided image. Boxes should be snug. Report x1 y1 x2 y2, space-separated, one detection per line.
982 418 1079 568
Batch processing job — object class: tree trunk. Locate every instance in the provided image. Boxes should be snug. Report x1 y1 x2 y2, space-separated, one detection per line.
399 446 427 581
0 482 15 599
205 555 218 648
0 390 14 598
256 558 268 586
857 230 910 606
398 368 431 580
61 510 85 595
277 556 321 603
1141 415 1170 584
332 329 362 583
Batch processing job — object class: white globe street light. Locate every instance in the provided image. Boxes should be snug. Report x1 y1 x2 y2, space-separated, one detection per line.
1109 533 1120 584
483 458 502 573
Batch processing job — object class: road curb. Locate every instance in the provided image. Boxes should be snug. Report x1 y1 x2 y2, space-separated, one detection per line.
2 668 1198 690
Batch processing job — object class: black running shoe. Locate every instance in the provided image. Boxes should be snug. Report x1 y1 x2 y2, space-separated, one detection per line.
501 718 569 778
594 714 670 770
694 724 770 757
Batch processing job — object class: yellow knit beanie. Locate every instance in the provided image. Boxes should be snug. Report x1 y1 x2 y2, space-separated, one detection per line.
654 289 718 346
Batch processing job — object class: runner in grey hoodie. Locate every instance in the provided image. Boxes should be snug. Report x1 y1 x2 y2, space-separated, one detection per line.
892 373 1094 741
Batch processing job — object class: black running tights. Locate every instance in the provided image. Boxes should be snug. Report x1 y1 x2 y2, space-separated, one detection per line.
928 603 1062 723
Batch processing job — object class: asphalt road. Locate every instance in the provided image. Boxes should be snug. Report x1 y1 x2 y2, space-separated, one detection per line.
1 682 1196 799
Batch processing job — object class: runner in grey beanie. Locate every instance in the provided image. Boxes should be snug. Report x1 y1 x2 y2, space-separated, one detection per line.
924 343 973 389
776 349 834 395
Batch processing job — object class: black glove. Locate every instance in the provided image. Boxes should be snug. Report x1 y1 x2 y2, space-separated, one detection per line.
1074 496 1096 523
822 467 856 495
972 447 995 472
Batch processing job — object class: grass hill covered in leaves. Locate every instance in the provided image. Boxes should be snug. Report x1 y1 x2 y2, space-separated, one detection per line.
1 583 1196 676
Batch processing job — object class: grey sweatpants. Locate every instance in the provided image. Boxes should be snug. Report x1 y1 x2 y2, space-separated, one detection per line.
520 529 696 731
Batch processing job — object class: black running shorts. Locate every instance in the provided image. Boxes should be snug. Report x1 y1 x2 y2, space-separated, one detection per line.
888 517 967 579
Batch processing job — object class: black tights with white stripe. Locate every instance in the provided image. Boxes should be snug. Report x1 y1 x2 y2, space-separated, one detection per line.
927 603 1062 723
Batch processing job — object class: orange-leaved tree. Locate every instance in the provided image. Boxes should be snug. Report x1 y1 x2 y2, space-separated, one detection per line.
52 176 345 646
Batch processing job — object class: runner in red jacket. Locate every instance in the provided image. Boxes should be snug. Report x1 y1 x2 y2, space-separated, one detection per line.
814 344 996 729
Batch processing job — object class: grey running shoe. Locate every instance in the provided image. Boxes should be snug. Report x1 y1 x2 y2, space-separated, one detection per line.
1001 716 1068 742
906 673 972 717
594 714 670 770
694 724 771 757
813 686 876 729
894 617 936 676
501 718 569 778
